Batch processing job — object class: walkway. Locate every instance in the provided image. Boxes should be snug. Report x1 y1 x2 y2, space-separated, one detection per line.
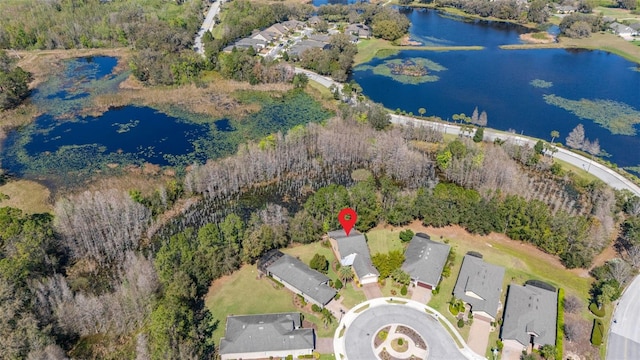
334 298 485 360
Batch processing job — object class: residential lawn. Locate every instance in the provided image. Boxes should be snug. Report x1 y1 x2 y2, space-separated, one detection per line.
486 329 501 359
283 241 338 282
205 264 298 344
379 279 410 298
339 282 368 308
366 228 406 255
318 354 337 360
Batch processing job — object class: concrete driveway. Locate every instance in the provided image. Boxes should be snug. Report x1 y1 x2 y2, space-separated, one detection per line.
411 285 432 304
316 337 334 354
362 283 383 299
342 304 467 360
467 318 491 357
608 275 640 359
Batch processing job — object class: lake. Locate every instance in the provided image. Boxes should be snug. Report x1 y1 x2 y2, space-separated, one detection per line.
353 9 640 171
2 57 332 185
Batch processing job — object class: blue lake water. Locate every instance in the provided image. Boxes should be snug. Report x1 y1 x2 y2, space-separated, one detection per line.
353 9 640 170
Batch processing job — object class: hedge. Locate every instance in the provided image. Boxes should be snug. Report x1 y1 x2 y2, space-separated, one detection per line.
556 288 564 360
589 302 605 317
591 319 604 346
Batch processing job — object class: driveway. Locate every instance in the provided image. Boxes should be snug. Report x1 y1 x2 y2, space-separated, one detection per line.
342 304 467 360
362 283 383 299
501 341 523 360
608 275 640 359
316 337 334 354
325 297 348 318
411 285 432 304
467 318 491 357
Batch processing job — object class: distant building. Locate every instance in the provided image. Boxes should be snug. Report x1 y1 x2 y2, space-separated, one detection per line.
328 230 379 285
554 4 577 14
453 253 505 322
401 233 450 290
289 39 330 57
219 312 315 360
345 23 371 39
283 19 306 31
222 38 267 52
258 250 336 308
500 282 558 352
609 22 638 39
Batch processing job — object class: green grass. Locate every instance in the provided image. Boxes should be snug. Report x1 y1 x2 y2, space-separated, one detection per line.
340 282 368 308
366 228 406 255
553 158 601 184
205 264 299 344
354 38 483 65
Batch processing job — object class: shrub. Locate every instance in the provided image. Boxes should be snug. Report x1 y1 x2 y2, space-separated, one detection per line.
449 303 459 316
556 288 564 360
590 319 604 346
311 304 322 313
432 285 440 295
335 279 343 290
457 318 464 328
397 338 404 346
377 330 388 341
335 293 341 300
496 340 503 351
589 302 605 317
399 229 414 242
310 253 329 274
400 285 408 296
391 289 397 295
297 294 307 306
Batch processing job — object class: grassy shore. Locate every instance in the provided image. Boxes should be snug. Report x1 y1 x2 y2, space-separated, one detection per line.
354 38 483 66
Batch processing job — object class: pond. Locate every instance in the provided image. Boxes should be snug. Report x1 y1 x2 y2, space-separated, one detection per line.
1 57 332 185
353 9 640 171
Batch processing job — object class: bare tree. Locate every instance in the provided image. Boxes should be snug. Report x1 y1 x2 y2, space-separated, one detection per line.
478 110 488 127
564 317 587 342
565 124 585 150
627 244 640 269
54 189 151 265
471 106 479 125
585 138 600 172
608 258 632 285
563 295 583 314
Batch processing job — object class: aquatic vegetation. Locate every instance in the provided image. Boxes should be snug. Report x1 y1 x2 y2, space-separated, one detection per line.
356 58 447 85
31 56 128 118
530 79 553 88
543 94 640 136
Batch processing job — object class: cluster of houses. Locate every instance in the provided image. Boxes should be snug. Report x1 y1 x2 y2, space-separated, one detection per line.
219 231 559 359
223 17 371 59
553 4 640 40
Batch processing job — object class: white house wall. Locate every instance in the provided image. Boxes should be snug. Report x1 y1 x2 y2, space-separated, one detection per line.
220 347 313 360
271 273 323 307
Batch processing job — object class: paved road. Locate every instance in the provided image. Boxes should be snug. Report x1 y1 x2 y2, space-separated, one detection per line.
343 304 467 360
608 276 640 360
194 0 221 56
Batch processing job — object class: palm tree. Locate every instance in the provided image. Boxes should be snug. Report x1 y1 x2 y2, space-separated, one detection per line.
321 309 334 328
550 130 559 144
338 266 354 283
418 107 426 117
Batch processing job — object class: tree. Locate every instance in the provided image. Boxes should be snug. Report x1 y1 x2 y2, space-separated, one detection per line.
528 0 550 23
473 127 484 143
534 140 544 155
418 107 426 117
619 0 637 10
321 308 334 328
292 73 308 88
471 106 479 125
399 229 414 243
391 268 411 285
565 124 585 150
539 344 556 360
338 265 354 283
310 253 329 274
550 130 560 144
0 50 32 110
564 295 583 314
478 110 488 127
367 102 391 130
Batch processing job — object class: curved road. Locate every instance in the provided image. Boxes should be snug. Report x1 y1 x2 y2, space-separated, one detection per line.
343 305 467 360
194 0 222 56
608 276 640 360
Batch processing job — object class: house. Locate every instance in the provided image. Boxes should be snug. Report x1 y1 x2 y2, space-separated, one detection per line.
258 250 336 308
253 30 279 43
222 38 266 52
609 22 637 39
283 20 305 31
630 22 640 32
219 312 315 360
328 230 379 285
401 233 450 290
500 282 558 352
307 15 322 26
554 4 577 14
452 253 505 322
289 39 331 58
345 23 371 39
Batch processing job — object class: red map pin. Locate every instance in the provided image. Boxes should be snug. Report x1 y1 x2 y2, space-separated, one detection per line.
338 208 357 236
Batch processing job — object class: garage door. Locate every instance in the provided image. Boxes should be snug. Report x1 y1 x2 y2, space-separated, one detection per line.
417 282 432 289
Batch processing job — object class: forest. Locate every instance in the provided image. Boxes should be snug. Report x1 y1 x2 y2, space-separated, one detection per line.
0 97 633 358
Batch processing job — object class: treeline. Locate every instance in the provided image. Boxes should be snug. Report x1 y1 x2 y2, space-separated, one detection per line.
0 50 32 110
559 13 606 38
433 0 524 21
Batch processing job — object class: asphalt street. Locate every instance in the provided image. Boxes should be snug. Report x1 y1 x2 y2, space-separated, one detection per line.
343 305 467 360
194 0 221 56
608 276 640 360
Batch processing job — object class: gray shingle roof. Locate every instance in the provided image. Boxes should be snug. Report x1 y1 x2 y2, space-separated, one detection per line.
328 230 379 280
501 284 558 347
219 312 314 355
401 233 450 287
267 253 336 305
289 40 329 57
453 254 505 318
